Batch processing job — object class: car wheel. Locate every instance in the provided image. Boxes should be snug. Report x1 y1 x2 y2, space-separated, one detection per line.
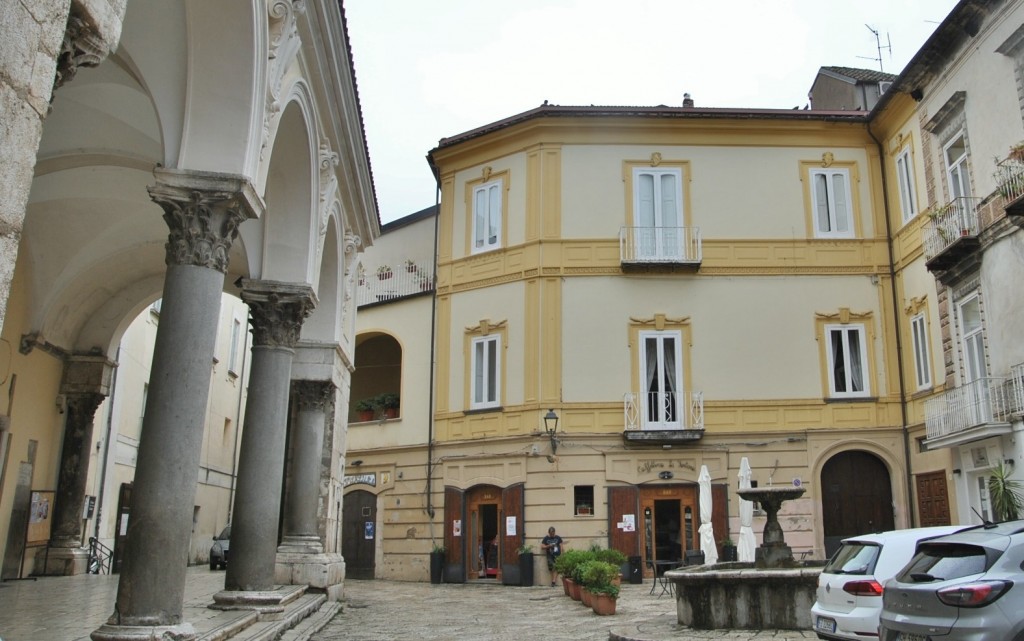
210 558 218 571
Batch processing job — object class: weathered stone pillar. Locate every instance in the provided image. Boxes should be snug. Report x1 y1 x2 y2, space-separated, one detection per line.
280 380 333 552
216 281 315 612
36 356 114 575
92 169 260 641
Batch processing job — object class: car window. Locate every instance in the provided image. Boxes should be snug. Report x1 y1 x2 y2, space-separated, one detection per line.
896 543 987 582
823 542 880 575
218 526 231 540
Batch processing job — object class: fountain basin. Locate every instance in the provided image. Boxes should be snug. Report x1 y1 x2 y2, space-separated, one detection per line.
668 562 824 630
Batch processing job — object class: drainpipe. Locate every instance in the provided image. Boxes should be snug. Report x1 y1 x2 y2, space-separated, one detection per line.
868 123 916 526
426 179 441 525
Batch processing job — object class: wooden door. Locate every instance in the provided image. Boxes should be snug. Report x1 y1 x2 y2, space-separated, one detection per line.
916 471 951 527
608 486 640 557
341 490 376 579
822 451 894 557
465 485 502 579
639 485 699 575
501 484 524 577
443 486 465 583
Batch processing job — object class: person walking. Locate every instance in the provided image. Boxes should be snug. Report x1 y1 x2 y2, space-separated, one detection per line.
540 526 566 587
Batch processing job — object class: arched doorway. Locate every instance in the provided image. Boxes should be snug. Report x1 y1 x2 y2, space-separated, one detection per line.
821 450 894 557
342 490 376 579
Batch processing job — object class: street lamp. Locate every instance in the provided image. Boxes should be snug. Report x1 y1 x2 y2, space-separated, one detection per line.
543 408 559 454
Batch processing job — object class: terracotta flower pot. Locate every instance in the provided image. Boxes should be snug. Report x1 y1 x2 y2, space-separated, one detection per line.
562 577 570 596
591 593 617 616
580 586 593 607
568 579 582 601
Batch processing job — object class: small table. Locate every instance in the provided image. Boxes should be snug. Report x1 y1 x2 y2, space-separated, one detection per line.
648 560 681 596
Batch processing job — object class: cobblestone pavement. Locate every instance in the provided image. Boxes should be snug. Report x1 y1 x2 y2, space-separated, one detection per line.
313 580 819 641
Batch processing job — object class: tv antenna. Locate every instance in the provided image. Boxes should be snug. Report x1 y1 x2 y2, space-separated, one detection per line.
858 24 892 72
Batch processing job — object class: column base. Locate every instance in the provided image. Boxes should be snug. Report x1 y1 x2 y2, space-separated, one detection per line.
210 584 306 620
91 622 196 641
34 545 89 576
274 551 345 601
277 534 323 555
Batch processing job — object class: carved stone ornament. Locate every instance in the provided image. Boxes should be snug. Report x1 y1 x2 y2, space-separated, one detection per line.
53 14 107 95
293 380 335 413
466 318 507 335
629 314 690 331
261 0 306 160
815 307 871 324
905 295 928 314
821 152 834 168
650 152 662 167
149 184 256 272
482 166 493 182
241 280 317 348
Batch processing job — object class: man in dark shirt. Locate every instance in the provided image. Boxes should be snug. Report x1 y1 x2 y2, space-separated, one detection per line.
540 526 566 587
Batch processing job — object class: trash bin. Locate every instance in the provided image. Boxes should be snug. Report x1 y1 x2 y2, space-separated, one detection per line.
628 556 642 584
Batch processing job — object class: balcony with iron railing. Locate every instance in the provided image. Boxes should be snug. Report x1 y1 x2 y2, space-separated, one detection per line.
356 260 434 307
619 226 702 271
1011 362 1024 415
622 391 704 445
924 377 1014 449
923 197 982 272
996 155 1024 217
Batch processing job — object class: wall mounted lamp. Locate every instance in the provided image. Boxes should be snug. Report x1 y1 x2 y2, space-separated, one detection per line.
543 408 559 455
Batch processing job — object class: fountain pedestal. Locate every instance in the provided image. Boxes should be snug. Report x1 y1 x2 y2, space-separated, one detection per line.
669 484 821 630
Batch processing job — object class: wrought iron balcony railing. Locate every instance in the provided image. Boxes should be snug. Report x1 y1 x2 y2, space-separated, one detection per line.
624 391 704 431
924 377 1012 441
619 226 702 265
996 157 1024 215
357 261 434 307
922 197 981 261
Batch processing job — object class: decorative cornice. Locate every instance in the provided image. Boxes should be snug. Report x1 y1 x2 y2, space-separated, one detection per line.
815 307 872 323
240 280 317 348
148 170 261 272
629 314 690 330
905 295 928 315
465 318 507 335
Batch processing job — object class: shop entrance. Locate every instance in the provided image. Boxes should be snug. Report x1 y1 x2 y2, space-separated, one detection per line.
466 485 502 581
640 486 698 576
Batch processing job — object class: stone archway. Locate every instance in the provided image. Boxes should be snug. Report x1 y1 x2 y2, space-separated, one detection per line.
821 450 895 557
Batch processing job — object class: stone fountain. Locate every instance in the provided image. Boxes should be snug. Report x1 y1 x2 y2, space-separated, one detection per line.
667 484 823 630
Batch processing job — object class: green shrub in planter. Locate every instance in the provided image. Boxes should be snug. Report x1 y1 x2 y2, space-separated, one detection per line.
553 549 592 583
593 548 627 567
581 560 621 595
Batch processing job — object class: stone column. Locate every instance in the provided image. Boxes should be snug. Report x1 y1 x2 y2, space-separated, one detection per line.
36 356 114 575
216 281 315 611
92 169 260 641
279 380 333 553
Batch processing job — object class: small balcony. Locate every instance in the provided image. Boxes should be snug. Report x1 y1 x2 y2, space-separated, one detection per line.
357 260 434 307
924 377 1013 449
619 226 702 271
996 156 1024 217
622 391 704 445
923 197 982 272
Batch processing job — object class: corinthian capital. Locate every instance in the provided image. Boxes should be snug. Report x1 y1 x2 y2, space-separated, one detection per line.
293 380 335 413
148 169 263 272
240 280 317 348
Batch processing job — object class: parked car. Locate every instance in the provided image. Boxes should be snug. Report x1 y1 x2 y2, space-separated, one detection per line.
209 525 231 570
812 525 970 640
879 520 1024 641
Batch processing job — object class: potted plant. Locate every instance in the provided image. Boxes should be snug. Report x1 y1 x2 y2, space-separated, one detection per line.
403 259 418 273
720 536 738 562
376 264 393 280
554 549 590 600
581 560 620 615
578 559 597 607
517 543 535 587
1009 141 1024 164
354 398 376 422
593 547 627 585
429 542 445 584
378 393 400 419
989 462 1024 521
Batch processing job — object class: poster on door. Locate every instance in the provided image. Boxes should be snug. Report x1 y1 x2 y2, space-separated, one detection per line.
364 521 374 540
453 519 462 537
505 516 516 536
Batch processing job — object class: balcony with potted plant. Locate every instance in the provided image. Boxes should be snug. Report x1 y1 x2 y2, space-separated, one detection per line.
922 197 981 273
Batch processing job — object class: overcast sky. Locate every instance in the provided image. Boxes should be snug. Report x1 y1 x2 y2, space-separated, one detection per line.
345 1 960 224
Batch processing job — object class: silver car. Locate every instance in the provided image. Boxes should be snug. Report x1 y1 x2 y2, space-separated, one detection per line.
879 520 1024 641
209 525 230 570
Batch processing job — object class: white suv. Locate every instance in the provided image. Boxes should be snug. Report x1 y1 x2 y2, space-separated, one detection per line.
812 525 970 640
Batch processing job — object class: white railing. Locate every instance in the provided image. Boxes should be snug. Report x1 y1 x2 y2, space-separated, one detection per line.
357 261 434 306
1011 362 1024 414
623 391 704 431
996 158 1024 206
924 377 1012 440
923 197 981 260
619 226 702 264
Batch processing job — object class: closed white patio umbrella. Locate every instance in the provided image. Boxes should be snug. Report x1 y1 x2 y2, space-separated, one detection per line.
698 465 718 564
738 457 756 562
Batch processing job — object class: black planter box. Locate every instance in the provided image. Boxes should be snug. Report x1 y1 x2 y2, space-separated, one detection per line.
519 552 534 586
429 551 444 584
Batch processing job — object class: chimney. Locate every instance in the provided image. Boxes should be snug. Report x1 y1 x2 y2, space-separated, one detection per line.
682 92 694 108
